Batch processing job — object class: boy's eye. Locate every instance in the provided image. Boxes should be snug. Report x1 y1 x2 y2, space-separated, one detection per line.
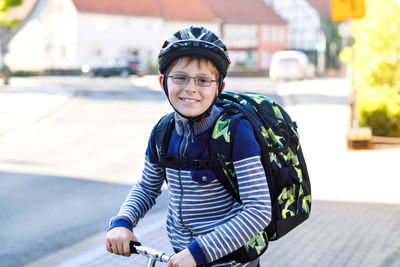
197 77 211 84
174 75 188 82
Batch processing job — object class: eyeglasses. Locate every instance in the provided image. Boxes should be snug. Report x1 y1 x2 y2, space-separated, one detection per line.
168 74 218 87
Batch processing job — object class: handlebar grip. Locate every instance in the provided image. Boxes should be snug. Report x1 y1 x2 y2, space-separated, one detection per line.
130 241 142 254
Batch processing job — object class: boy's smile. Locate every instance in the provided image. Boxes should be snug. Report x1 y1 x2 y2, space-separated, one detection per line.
180 98 199 103
160 58 223 120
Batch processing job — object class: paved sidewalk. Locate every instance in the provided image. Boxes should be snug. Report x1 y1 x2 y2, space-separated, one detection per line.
2 77 399 266
25 200 400 267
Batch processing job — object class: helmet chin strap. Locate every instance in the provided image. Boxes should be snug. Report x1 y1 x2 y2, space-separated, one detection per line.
163 74 223 124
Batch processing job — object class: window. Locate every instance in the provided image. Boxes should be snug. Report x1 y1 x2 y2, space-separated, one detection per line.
270 27 277 43
278 27 286 43
262 26 270 43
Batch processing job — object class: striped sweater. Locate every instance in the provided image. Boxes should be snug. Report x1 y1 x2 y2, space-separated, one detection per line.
109 106 272 267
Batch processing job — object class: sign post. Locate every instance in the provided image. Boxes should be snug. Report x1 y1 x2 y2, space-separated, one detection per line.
331 0 369 149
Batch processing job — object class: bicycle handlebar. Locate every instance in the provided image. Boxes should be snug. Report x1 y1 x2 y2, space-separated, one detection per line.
130 241 171 263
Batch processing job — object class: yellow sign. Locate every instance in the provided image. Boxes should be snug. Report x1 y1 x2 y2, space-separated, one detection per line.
331 0 365 21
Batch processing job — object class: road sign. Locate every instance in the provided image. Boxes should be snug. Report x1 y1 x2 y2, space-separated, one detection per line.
331 0 365 21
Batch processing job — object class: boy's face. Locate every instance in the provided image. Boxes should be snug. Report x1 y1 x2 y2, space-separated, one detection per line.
160 58 224 120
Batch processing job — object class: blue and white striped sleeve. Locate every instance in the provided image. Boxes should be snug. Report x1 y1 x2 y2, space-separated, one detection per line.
109 128 164 230
188 119 272 264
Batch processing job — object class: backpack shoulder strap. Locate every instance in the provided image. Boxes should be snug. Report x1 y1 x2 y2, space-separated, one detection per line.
154 112 175 180
209 111 243 204
154 112 174 156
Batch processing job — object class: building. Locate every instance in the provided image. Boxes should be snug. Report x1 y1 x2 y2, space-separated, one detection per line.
5 0 287 73
265 0 321 52
72 0 220 73
4 0 78 72
206 0 287 70
5 0 167 72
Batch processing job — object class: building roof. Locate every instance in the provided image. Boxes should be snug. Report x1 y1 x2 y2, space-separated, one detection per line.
6 0 288 25
72 0 216 21
204 0 286 24
72 0 284 24
306 0 331 21
72 0 164 17
157 0 217 21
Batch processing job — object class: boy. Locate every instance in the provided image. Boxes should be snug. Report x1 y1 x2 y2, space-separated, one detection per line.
106 26 272 267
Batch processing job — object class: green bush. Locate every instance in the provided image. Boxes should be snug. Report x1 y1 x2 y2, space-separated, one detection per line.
361 109 400 137
357 83 400 137
12 70 34 77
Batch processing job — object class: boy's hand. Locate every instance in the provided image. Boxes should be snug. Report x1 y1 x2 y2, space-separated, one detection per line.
105 227 137 257
166 248 196 267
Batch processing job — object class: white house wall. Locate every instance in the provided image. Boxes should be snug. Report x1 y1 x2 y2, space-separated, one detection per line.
223 24 258 49
5 0 78 71
265 0 321 51
162 22 220 42
76 13 163 69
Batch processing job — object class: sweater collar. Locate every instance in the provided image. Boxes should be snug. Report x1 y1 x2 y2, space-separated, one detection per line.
174 105 222 136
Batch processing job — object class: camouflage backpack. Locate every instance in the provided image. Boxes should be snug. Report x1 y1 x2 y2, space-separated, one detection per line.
154 91 312 263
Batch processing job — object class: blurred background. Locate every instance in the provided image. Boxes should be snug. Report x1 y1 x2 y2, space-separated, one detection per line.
0 0 399 266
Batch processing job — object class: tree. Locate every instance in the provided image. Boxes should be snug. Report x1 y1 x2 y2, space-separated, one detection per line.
1 0 23 84
0 0 22 27
341 0 400 137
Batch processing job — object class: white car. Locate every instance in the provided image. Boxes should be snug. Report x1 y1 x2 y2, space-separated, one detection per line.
269 50 315 81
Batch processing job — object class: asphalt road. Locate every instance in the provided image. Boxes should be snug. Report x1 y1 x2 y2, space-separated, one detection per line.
0 76 281 266
0 172 131 266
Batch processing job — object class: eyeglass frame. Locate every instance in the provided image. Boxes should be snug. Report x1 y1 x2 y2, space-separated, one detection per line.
167 74 219 87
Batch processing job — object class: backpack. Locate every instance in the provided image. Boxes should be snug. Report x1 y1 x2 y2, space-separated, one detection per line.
154 91 312 263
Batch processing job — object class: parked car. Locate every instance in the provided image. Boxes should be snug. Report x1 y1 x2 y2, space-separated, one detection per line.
81 58 145 77
269 50 315 81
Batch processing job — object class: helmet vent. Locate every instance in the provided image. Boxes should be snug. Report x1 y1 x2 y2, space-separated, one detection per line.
210 35 218 43
192 27 201 37
174 32 182 40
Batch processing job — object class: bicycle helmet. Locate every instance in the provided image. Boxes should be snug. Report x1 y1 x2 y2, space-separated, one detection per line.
158 26 231 81
158 26 231 122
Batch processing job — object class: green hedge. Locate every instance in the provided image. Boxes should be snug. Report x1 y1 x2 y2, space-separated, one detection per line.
357 85 400 137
